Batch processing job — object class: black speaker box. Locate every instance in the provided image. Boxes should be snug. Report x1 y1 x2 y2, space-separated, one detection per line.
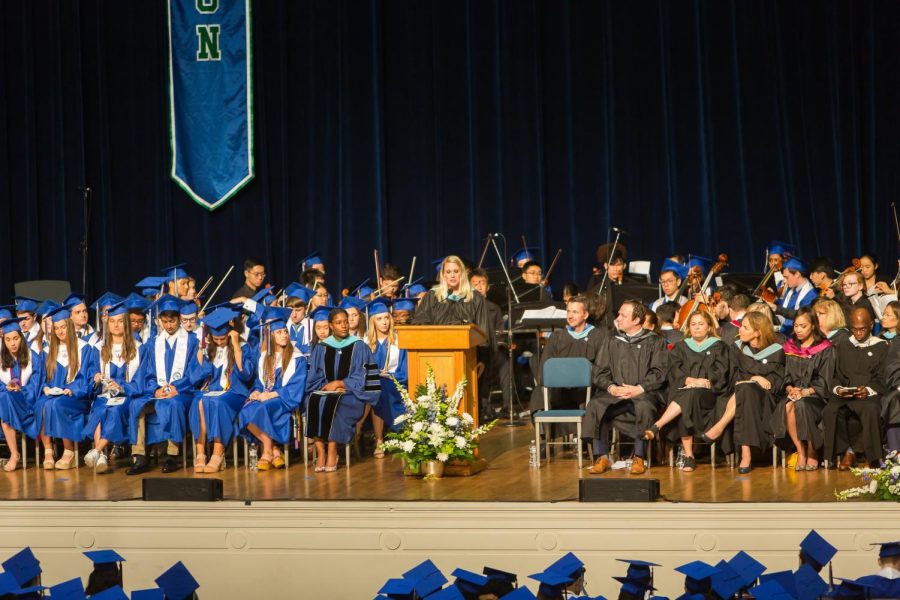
579 478 659 502
142 478 223 501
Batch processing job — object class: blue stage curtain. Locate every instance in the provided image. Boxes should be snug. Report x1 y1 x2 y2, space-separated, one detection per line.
1 1 898 297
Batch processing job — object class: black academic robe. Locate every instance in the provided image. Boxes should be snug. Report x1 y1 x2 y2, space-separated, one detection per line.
529 326 608 412
714 342 785 454
875 335 900 426
665 339 731 441
718 319 741 347
582 329 669 441
841 294 876 323
411 290 490 345
822 337 888 462
770 343 835 451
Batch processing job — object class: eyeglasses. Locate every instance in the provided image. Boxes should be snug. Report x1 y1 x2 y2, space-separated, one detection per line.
524 270 543 277
842 282 859 288
249 270 266 278
181 317 197 324
659 278 677 284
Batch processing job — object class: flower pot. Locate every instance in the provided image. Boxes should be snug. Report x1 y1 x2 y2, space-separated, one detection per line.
401 459 421 476
422 460 444 478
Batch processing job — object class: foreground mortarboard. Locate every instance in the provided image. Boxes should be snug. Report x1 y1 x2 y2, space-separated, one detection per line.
90 293 123 312
89 586 128 600
365 297 392 316
571 596 609 600
83 550 125 566
377 577 416 599
748 580 794 600
148 295 181 314
710 561 744 600
660 258 688 281
339 296 367 311
424 586 464 600
873 540 900 558
2 547 41 586
36 300 61 318
782 256 809 274
13 296 40 313
767 241 796 258
613 575 656 594
826 577 872 599
529 571 573 597
154 561 199 600
309 306 335 322
500 588 537 600
0 317 24 335
512 247 539 265
298 252 324 269
130 589 165 600
283 283 316 303
675 561 717 594
403 560 447 598
201 307 242 336
757 570 797 599
160 263 190 280
799 530 837 569
63 293 86 308
547 552 585 579
47 577 85 600
483 566 517 585
451 568 489 594
728 550 766 587
47 306 71 323
794 564 828 600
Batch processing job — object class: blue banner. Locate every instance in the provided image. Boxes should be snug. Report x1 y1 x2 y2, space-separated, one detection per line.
168 0 253 211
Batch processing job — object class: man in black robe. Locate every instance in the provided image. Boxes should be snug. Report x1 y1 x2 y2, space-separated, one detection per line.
823 308 888 469
718 293 751 346
876 331 900 453
582 300 669 475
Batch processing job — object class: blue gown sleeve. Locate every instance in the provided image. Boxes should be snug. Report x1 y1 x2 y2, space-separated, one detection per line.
235 343 257 384
343 342 380 404
23 351 44 404
304 345 328 394
394 348 408 384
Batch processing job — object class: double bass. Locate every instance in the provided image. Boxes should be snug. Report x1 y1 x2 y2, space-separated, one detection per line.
675 254 729 328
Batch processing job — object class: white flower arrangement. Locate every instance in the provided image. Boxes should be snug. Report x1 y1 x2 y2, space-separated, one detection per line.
836 450 900 501
380 365 497 473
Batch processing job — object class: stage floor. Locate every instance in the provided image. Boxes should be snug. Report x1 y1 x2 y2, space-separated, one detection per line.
0 424 867 503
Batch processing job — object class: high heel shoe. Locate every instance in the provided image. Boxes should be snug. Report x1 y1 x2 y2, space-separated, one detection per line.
203 454 225 473
324 455 340 472
43 448 55 470
272 453 285 469
54 450 77 470
642 425 659 441
257 454 272 471
193 454 207 474
738 465 752 474
700 432 718 444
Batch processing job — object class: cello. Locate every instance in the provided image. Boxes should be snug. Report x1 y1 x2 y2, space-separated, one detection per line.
675 253 729 328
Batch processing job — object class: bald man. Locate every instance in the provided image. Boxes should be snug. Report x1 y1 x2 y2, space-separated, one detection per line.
822 308 887 469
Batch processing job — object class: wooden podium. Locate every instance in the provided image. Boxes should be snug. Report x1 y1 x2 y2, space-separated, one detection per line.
395 324 488 427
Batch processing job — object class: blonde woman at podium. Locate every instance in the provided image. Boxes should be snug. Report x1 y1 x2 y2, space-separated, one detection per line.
411 255 489 338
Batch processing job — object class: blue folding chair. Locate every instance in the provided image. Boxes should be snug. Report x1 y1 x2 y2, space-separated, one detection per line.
532 357 592 469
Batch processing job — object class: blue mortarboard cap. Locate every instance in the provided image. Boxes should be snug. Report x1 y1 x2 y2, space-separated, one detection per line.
130 589 165 600
757 571 797 599
0 317 24 336
432 257 447 272
873 541 900 558
0 306 14 321
179 301 198 316
529 571 573 597
407 284 427 297
13 297 39 313
660 258 688 281
149 295 181 315
613 576 656 596
710 561 744 600
0 573 20 596
104 302 129 319
251 286 276 304
378 578 416 597
675 561 718 593
513 247 539 265
48 577 85 600
298 252 324 269
340 296 367 311
483 567 517 585
123 294 150 312
83 549 125 565
154 561 199 600
36 300 61 318
728 550 766 587
201 307 241 336
749 580 794 600
799 530 837 569
425 586 464 600
90 293 123 311
135 276 168 290
63 293 86 308
404 560 447 597
451 568 489 594
358 286 375 298
547 552 585 579
89 586 128 600
309 306 334 322
348 279 370 296
500 588 537 600
783 256 809 274
2 547 41 586
160 263 189 280
687 255 713 272
11 584 47 597
767 241 796 258
261 306 293 332
827 577 873 599
366 297 392 317
393 298 419 312
793 564 828 600
283 283 316 303
47 305 71 323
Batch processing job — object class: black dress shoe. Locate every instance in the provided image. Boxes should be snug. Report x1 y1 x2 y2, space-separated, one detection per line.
161 457 180 473
738 465 752 474
125 455 149 476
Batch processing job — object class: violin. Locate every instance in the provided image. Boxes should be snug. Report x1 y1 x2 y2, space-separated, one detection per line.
675 253 728 328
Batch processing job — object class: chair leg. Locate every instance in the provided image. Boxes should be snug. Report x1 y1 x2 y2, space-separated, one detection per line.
232 438 238 468
285 443 291 468
20 435 26 470
576 422 583 470
533 422 541 467
243 438 249 469
772 445 777 468
647 439 652 469
669 447 674 468
711 442 716 469
782 450 786 470
344 443 350 468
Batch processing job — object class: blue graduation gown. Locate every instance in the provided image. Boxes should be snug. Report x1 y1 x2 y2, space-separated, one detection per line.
776 282 817 333
304 338 379 444
83 341 147 444
857 571 900 599
238 348 307 444
129 330 199 446
288 320 312 355
0 351 44 435
190 343 256 445
371 338 409 432
33 340 98 440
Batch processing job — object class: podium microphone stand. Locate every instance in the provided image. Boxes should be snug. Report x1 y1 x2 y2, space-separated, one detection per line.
489 235 526 427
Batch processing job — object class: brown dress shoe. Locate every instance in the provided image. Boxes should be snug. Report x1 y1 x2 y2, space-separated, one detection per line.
588 456 611 474
630 456 646 475
838 450 856 471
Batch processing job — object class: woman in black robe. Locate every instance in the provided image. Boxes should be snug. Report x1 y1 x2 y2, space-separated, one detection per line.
701 312 785 474
769 306 834 471
643 311 730 471
411 255 490 336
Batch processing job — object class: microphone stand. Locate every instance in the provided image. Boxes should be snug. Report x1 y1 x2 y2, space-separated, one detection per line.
489 235 525 427
80 186 92 295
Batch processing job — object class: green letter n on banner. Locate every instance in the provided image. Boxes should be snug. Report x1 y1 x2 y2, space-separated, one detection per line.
196 25 221 61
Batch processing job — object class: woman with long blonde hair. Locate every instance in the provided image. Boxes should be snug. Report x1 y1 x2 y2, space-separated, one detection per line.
411 256 489 335
33 306 98 470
